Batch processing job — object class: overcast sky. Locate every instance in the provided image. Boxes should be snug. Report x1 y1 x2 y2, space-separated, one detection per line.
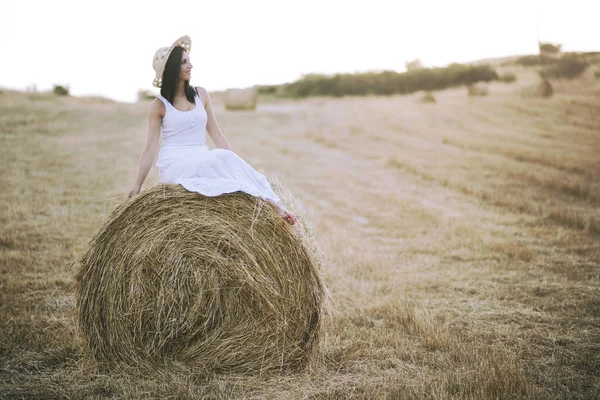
1 0 597 102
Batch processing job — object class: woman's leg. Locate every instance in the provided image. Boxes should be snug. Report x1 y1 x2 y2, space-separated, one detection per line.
264 198 297 225
212 150 296 224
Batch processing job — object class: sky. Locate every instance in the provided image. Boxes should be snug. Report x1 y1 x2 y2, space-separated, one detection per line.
1 0 597 103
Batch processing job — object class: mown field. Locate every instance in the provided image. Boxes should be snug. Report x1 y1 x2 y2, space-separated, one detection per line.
1 63 599 399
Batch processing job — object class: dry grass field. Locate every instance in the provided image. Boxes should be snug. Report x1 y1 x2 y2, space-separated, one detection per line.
1 63 599 399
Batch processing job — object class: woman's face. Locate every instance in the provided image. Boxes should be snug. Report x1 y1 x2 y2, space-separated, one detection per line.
180 51 193 81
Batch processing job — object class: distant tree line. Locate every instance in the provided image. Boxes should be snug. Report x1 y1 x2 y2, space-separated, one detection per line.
515 52 592 79
258 63 499 98
137 89 156 101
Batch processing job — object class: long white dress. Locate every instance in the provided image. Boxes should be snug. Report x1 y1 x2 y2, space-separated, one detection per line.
154 92 281 203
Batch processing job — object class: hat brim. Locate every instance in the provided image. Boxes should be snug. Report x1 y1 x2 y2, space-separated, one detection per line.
153 35 192 88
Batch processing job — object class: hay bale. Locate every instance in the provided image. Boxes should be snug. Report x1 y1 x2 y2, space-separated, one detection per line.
75 184 329 373
535 79 554 97
419 91 436 103
225 87 258 111
467 83 489 96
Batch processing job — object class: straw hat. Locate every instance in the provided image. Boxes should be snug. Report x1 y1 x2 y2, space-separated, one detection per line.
152 35 192 88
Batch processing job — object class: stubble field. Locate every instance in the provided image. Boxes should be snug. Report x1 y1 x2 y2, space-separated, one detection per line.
1 65 599 399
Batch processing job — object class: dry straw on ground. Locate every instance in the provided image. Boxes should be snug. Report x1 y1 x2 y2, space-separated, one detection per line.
75 183 329 373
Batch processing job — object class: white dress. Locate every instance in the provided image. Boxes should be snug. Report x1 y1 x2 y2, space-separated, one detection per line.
154 92 281 203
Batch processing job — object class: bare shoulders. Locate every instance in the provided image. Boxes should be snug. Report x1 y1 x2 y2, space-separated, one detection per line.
149 98 165 118
195 86 211 108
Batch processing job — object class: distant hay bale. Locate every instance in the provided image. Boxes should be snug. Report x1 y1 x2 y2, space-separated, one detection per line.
535 79 554 97
467 83 489 97
419 91 436 103
225 87 258 111
75 183 329 373
519 79 554 99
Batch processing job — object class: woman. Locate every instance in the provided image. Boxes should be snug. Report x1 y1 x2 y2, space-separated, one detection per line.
128 36 297 225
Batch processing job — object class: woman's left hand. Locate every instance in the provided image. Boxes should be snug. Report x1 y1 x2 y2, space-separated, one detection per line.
128 185 141 199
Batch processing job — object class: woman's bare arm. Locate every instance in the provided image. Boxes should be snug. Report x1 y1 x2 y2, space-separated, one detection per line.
196 86 232 151
128 99 163 197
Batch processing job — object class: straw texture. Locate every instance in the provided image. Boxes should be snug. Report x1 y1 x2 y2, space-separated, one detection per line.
75 183 329 373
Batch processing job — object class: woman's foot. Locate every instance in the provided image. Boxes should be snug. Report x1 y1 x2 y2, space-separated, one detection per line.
266 199 298 225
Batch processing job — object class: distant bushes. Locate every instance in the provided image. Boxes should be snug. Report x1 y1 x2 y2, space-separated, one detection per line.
279 63 499 98
499 72 517 83
137 89 156 101
255 51 591 100
516 53 589 79
516 55 557 66
538 42 562 54
52 84 69 96
257 85 278 94
539 54 588 79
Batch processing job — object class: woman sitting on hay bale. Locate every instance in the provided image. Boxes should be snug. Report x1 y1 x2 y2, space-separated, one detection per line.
128 35 297 225
76 36 327 372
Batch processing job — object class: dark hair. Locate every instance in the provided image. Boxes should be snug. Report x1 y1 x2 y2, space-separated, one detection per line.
160 46 196 105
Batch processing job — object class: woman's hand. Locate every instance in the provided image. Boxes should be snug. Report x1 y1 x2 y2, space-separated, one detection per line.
128 185 141 199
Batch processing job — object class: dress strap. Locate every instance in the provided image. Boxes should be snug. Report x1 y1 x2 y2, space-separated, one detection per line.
157 91 201 110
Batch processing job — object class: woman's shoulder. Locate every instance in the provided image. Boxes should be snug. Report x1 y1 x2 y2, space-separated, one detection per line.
194 86 209 96
194 86 211 107
149 97 166 118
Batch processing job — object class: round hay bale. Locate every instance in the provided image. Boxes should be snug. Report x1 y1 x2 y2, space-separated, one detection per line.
225 87 258 111
535 79 554 97
419 91 436 103
467 83 489 97
75 183 329 373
